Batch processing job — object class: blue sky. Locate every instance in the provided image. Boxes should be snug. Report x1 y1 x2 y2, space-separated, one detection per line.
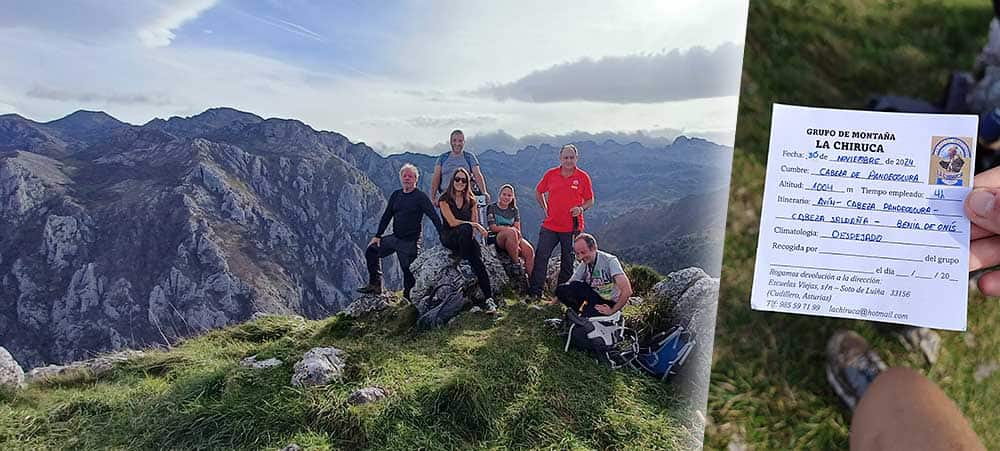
0 0 749 152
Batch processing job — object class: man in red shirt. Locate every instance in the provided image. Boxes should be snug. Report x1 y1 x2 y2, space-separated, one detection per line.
527 144 595 299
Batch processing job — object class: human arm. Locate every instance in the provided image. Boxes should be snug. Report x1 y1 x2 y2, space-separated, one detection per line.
372 191 396 244
570 173 595 217
420 192 444 235
595 273 633 315
472 165 489 202
486 205 502 233
471 203 487 237
569 197 595 217
430 163 442 204
439 200 488 235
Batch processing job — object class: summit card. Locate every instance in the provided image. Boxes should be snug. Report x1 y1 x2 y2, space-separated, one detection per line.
750 104 977 331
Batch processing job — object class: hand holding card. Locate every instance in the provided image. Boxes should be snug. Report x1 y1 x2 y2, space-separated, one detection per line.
751 104 978 331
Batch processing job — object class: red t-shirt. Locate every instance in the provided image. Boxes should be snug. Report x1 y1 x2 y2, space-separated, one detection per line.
536 167 594 233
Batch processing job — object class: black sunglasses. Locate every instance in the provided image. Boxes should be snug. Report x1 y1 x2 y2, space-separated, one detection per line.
454 177 468 183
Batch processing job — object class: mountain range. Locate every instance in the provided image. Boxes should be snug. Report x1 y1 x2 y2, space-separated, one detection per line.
0 107 731 369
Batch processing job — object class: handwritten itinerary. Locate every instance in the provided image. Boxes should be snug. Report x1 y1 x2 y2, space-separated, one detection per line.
750 104 977 331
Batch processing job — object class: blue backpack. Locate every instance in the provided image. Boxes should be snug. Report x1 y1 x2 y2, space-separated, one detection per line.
633 326 695 381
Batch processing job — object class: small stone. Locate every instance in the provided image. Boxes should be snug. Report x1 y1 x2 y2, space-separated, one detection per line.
974 361 999 382
240 355 282 369
280 444 302 451
964 332 977 349
347 386 389 405
291 347 345 387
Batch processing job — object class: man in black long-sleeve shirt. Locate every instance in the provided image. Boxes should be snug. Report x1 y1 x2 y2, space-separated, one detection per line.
358 163 443 299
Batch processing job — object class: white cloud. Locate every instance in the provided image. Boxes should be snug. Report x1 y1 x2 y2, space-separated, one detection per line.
0 1 745 149
476 44 743 103
137 0 218 47
386 0 749 87
0 0 218 47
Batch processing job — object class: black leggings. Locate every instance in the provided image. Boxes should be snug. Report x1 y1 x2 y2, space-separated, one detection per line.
555 281 615 318
441 223 493 299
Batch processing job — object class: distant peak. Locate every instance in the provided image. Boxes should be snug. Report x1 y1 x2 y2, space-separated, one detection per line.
192 107 264 124
46 110 124 127
0 112 28 121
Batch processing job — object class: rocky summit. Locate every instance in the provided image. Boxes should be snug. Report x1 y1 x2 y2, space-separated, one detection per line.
0 107 731 370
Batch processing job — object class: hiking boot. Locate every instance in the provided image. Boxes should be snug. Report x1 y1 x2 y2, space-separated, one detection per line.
483 298 499 315
825 330 887 412
356 284 383 295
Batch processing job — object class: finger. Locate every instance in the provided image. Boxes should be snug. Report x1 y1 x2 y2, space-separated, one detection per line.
964 188 1000 236
973 223 993 241
970 235 1000 271
977 270 1000 296
974 164 1000 187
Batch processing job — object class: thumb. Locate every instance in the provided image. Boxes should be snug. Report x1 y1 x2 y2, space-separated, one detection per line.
966 188 1000 237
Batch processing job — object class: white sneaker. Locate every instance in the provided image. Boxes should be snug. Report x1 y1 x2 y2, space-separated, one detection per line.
483 298 498 314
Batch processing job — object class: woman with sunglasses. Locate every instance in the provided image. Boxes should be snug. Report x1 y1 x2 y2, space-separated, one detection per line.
438 167 498 314
487 184 535 280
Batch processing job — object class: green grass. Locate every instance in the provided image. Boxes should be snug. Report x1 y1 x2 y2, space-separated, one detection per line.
709 1 1000 449
1 295 699 450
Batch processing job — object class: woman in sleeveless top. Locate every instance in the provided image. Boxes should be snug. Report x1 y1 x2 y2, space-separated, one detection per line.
487 184 535 279
438 167 498 313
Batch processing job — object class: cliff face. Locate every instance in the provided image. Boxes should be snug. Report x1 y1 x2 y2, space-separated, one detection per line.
0 107 731 369
0 109 392 368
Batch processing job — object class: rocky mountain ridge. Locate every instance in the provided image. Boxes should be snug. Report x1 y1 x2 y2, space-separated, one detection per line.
1 107 730 369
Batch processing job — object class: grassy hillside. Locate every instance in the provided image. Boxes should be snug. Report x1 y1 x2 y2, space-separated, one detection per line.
709 1 1000 449
1 296 701 450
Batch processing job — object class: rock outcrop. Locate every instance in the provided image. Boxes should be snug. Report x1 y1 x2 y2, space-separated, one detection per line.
343 292 396 318
409 245 525 328
1 107 732 373
347 386 389 405
0 346 24 388
291 347 346 387
650 267 720 410
26 350 142 383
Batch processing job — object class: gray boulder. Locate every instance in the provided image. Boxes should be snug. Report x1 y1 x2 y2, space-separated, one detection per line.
347 386 389 405
291 347 345 387
409 245 513 328
0 346 25 388
343 292 396 318
26 350 141 383
652 267 709 301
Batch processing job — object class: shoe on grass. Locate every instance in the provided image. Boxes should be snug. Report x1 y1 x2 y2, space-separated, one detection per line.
483 298 498 315
896 326 941 365
825 330 887 412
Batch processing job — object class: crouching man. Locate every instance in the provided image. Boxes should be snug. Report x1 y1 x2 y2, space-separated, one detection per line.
357 163 442 300
554 233 632 317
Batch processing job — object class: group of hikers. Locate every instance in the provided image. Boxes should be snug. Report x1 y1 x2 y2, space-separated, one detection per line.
356 129 632 318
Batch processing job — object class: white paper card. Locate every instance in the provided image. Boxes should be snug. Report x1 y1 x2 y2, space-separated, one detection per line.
750 104 977 331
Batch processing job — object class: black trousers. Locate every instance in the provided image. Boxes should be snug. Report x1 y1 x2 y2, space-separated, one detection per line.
528 226 574 295
555 281 615 318
441 224 493 299
365 235 418 297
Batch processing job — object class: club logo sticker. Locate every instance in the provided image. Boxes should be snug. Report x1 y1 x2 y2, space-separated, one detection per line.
929 136 972 186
